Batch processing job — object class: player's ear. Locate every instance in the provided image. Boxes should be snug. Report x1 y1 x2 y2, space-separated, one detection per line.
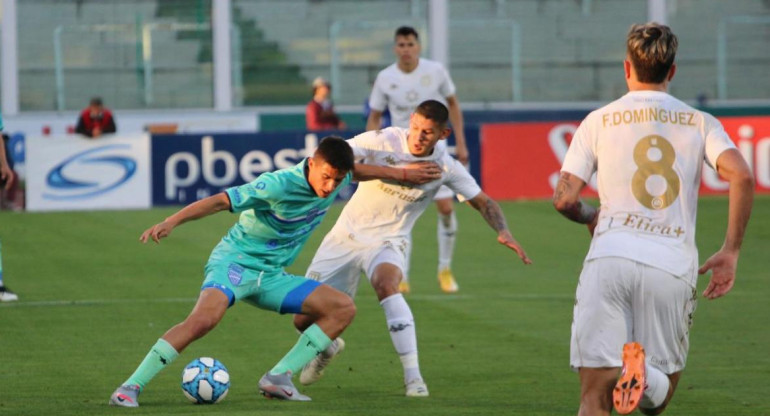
440 127 452 140
624 59 632 80
667 63 677 82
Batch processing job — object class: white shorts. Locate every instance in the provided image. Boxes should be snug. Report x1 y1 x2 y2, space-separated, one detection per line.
433 184 454 201
305 231 409 298
570 257 697 374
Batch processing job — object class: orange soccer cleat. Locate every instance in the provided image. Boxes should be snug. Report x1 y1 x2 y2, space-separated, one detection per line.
613 342 646 415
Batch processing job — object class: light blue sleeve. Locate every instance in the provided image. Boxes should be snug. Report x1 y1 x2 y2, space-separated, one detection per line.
225 172 282 213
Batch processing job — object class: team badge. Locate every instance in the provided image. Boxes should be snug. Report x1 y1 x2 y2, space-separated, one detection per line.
420 75 431 86
406 90 419 102
227 263 244 285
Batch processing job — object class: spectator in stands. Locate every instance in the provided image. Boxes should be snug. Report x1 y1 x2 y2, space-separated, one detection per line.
75 97 116 138
306 77 346 131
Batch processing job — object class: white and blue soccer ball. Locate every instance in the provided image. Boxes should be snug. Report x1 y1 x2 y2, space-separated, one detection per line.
181 357 230 404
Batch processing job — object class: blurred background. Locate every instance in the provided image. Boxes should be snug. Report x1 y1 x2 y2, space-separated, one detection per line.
1 0 769 211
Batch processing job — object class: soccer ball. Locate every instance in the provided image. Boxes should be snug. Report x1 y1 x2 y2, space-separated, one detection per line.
181 357 230 404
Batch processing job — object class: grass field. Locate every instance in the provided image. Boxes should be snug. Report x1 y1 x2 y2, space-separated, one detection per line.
0 196 768 416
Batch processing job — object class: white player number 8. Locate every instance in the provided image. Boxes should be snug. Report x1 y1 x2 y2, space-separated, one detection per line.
631 135 680 210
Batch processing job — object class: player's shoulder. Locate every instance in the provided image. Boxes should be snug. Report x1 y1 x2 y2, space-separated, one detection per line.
418 58 445 70
376 63 401 78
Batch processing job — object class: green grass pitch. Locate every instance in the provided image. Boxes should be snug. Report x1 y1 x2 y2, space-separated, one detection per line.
1 196 768 415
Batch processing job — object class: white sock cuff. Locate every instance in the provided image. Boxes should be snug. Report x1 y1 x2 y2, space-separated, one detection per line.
640 363 670 409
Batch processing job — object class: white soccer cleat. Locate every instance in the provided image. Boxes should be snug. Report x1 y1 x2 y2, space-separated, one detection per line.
300 338 345 385
258 371 311 401
0 286 18 302
109 384 141 407
405 378 429 397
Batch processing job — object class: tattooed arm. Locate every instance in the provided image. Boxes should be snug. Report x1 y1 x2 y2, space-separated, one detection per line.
467 192 532 264
552 171 598 234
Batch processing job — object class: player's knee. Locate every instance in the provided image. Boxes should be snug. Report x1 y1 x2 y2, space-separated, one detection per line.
333 296 356 327
436 200 453 216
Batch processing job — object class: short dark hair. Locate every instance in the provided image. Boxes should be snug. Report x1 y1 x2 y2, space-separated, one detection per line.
395 26 419 41
90 97 103 106
414 100 449 126
626 22 678 84
314 136 354 172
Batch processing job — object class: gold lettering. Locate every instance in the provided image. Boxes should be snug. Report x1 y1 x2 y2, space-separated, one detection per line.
648 107 658 122
659 109 668 123
687 112 696 126
602 113 610 127
623 111 633 124
678 112 687 125
633 109 646 124
613 112 622 126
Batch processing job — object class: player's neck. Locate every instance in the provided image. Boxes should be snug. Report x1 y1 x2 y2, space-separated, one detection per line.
398 59 419 73
627 80 669 93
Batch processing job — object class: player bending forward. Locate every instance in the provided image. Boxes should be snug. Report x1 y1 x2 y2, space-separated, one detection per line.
293 100 532 397
109 137 441 406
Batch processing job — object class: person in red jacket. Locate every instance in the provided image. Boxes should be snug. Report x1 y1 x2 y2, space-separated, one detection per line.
306 77 346 131
75 97 116 138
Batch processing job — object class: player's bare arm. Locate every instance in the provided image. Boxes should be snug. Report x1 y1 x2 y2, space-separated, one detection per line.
366 110 384 131
553 171 598 231
0 142 13 192
446 95 468 164
353 161 441 184
140 192 232 244
699 148 754 300
467 192 532 264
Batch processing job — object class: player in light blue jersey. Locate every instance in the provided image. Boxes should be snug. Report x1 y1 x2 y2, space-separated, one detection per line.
109 137 441 406
0 112 19 302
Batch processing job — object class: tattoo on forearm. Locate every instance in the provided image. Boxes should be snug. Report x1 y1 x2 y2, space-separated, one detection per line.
554 172 597 224
481 199 508 232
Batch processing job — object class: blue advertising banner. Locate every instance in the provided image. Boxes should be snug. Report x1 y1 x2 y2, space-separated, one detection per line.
151 128 481 206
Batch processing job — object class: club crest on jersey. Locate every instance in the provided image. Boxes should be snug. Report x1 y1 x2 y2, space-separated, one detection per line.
406 90 419 102
420 75 431 86
255 182 266 190
227 263 244 285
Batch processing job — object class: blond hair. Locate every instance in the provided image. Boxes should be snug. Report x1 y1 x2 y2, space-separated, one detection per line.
627 22 678 83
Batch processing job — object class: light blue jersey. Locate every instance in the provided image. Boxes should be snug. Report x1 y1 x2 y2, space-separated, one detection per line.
211 158 352 272
0 112 4 131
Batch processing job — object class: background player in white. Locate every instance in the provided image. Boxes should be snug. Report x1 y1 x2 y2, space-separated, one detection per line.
296 100 531 397
553 23 754 416
367 26 468 293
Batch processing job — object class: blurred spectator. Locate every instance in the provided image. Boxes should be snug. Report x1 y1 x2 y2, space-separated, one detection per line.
306 77 346 131
75 97 116 138
0 134 19 211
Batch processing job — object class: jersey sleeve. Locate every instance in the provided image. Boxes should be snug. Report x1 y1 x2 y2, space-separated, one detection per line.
560 116 597 183
443 157 481 202
368 72 388 112
225 172 282 213
438 64 457 98
702 112 737 170
347 130 383 162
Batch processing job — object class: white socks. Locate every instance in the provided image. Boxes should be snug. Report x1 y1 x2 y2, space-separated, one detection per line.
437 212 457 271
380 293 422 383
640 363 670 409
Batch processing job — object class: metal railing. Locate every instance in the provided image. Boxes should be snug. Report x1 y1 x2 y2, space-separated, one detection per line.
53 22 241 110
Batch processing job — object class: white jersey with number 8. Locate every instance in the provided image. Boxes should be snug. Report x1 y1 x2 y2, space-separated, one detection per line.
561 90 736 285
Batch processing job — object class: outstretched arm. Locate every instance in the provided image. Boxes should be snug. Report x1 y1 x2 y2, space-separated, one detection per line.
699 149 754 300
366 110 383 131
0 138 14 191
353 161 441 184
140 192 231 244
466 192 532 264
552 171 598 235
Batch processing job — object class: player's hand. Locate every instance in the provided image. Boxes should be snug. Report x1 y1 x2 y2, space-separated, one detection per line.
454 142 469 165
402 161 442 184
140 221 174 244
698 249 739 299
0 163 14 191
497 230 532 265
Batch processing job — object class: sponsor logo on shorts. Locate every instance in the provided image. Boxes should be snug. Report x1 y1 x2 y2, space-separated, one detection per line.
228 263 244 285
